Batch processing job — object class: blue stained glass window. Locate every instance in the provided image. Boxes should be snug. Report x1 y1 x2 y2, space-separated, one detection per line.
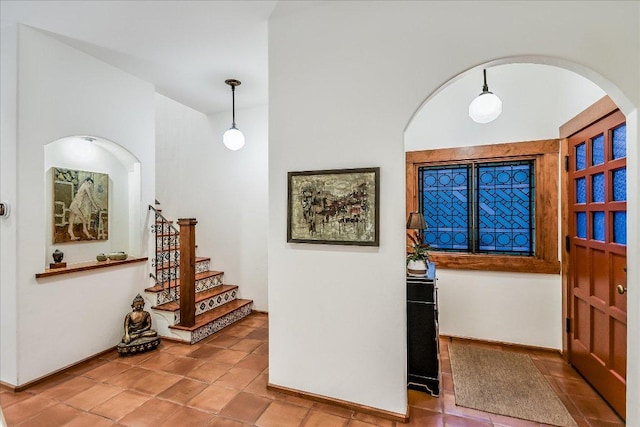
593 212 605 241
576 212 586 238
592 173 605 203
613 168 626 201
613 212 626 245
612 124 626 159
476 161 534 255
420 166 470 251
576 143 586 171
576 178 586 203
592 134 604 166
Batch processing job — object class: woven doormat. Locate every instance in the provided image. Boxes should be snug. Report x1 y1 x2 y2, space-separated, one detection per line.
449 343 577 427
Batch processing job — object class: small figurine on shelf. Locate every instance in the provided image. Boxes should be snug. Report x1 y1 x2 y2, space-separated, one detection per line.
50 249 66 269
117 294 159 356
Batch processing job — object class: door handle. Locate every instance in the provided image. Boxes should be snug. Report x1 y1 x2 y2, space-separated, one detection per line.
617 285 627 295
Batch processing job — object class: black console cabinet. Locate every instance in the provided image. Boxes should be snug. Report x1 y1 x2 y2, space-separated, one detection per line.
407 263 439 395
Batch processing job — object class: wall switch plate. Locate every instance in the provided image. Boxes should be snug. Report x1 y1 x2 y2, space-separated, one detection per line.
0 202 10 218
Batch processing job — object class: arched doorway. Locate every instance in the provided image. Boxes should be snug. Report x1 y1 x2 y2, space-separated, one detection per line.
404 57 637 421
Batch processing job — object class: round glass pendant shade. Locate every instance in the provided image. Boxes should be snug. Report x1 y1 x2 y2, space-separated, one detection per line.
223 126 245 151
469 92 502 124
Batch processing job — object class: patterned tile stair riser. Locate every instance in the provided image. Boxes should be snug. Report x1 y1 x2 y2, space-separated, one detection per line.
154 259 211 284
152 273 223 306
152 249 180 267
156 234 179 248
190 304 252 344
152 222 175 235
174 289 237 324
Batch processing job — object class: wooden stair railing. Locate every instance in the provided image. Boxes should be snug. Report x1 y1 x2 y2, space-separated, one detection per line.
178 218 197 327
149 205 179 303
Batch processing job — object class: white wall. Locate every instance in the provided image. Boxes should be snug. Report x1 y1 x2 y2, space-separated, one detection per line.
268 1 639 420
155 94 268 311
406 64 605 349
0 25 155 386
1 24 19 386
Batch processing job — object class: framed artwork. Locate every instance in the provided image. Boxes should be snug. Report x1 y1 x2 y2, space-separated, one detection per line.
52 167 109 243
287 167 380 246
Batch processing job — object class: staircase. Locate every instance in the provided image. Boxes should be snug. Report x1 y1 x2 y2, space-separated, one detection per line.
146 205 253 344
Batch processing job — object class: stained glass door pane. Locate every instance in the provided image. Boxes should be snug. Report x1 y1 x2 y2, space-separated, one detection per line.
593 212 605 241
592 134 604 165
592 173 605 203
576 212 587 238
576 143 586 170
612 124 626 159
576 178 586 203
613 168 626 202
613 212 626 244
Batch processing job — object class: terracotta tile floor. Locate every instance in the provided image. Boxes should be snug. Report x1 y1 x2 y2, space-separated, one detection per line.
0 313 625 426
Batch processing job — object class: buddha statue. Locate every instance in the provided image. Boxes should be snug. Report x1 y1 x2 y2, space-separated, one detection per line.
117 294 159 355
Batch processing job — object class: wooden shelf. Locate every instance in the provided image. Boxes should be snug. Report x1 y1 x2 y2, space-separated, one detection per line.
35 257 148 279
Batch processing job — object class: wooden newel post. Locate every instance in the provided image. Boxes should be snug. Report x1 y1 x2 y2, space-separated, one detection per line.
178 218 197 327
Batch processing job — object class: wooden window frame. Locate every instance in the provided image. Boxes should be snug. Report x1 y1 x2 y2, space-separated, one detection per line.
406 139 561 274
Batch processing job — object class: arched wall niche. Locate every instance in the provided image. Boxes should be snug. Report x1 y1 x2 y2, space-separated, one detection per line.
44 135 142 265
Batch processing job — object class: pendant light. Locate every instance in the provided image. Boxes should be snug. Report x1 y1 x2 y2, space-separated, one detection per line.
223 79 245 151
468 69 502 124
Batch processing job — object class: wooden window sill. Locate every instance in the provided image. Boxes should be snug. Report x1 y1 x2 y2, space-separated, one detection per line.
35 257 148 279
428 252 560 274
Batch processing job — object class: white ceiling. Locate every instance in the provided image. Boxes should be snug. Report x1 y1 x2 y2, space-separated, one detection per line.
0 0 284 115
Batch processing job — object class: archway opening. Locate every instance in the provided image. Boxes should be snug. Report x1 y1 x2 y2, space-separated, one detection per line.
404 57 638 420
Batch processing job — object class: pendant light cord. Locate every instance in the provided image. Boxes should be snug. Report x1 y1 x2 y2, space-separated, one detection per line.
231 84 236 127
482 69 489 93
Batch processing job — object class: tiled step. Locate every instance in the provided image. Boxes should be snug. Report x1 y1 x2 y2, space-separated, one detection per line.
153 248 179 267
155 257 209 272
153 284 238 312
155 245 197 256
169 299 253 344
156 234 179 248
152 222 175 235
152 257 210 282
145 270 224 305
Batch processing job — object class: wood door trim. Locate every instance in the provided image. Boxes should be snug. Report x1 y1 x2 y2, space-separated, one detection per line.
560 95 618 139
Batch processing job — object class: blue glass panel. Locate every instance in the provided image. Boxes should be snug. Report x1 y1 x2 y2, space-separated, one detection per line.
613 212 626 245
592 134 604 165
576 143 586 171
613 168 626 201
476 162 533 255
576 178 586 203
592 173 604 203
576 212 586 238
420 166 469 251
593 212 605 241
612 124 626 159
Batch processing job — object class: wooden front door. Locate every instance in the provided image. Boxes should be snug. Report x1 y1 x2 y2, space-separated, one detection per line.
567 109 627 418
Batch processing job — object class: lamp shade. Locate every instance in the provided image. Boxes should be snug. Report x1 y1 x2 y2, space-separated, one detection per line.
406 212 427 230
223 126 245 151
469 91 502 123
